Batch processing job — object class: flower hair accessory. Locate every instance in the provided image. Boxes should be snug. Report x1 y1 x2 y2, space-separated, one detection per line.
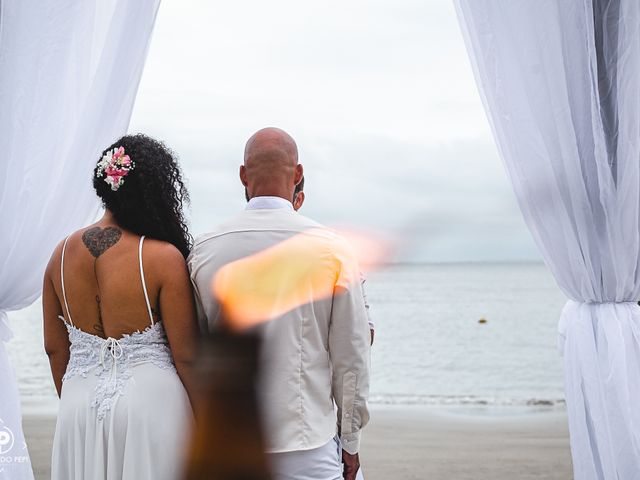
96 146 134 191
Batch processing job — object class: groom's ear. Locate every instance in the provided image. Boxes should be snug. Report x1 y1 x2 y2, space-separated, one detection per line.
239 165 248 187
295 164 304 185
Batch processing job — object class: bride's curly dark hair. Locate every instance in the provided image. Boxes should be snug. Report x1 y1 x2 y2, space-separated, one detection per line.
93 134 192 258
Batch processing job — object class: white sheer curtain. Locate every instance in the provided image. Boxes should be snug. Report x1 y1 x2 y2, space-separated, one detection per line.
0 1 160 477
455 0 640 478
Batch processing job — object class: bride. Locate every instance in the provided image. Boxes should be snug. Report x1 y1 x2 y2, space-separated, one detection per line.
42 134 196 480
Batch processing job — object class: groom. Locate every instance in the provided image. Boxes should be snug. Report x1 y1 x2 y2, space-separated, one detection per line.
188 127 371 480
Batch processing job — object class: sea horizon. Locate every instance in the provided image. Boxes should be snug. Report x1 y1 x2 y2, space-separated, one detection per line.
7 262 567 415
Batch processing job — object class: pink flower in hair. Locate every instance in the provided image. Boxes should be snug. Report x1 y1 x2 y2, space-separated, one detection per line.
96 146 135 191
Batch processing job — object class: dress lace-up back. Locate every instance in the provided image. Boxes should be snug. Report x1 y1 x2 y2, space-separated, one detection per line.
63 321 176 420
51 234 191 480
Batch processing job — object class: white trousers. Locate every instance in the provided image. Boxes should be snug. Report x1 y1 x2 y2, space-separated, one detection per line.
268 437 364 480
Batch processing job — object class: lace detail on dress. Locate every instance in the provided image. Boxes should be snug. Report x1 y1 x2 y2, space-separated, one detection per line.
63 322 176 420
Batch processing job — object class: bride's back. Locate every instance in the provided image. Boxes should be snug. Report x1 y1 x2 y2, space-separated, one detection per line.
44 134 196 480
57 224 162 339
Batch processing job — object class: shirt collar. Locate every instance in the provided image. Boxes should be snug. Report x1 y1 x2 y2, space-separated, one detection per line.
246 196 294 211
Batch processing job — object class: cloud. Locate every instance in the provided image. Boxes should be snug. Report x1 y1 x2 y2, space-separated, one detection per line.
128 0 541 262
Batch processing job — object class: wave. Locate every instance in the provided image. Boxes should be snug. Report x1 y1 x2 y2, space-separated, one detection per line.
369 394 566 407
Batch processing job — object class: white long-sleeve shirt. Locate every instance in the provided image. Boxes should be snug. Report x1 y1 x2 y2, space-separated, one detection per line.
187 197 371 454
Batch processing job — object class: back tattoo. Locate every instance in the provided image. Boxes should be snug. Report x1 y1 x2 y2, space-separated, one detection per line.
82 226 122 258
82 226 122 334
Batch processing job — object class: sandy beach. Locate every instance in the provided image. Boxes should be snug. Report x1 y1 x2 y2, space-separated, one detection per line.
23 405 571 480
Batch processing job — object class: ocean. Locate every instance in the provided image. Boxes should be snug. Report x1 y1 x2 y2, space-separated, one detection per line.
6 263 568 413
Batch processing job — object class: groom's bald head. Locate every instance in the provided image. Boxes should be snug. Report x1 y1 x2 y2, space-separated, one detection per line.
241 127 303 202
245 127 298 165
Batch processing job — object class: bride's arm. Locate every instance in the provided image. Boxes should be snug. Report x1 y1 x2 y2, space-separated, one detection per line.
43 248 70 397
158 245 198 408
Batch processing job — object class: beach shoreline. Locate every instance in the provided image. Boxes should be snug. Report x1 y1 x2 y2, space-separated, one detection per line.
23 404 572 480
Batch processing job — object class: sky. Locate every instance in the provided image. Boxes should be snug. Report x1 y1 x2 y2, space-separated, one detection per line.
128 0 541 263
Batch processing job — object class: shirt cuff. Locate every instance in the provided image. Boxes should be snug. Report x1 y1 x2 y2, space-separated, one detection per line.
340 431 361 455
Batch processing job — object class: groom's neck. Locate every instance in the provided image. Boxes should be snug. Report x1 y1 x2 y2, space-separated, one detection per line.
249 184 294 202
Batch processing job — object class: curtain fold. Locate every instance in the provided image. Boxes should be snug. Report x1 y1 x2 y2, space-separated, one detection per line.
0 1 160 478
455 0 640 478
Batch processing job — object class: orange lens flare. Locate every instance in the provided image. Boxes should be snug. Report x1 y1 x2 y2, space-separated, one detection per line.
331 227 393 269
212 227 393 331
212 229 336 330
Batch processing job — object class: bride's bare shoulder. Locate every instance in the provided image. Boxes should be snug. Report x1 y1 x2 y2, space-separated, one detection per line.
43 229 79 278
43 223 104 278
140 238 187 270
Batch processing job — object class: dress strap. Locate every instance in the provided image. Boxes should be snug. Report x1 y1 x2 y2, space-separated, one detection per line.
59 236 74 326
138 236 155 326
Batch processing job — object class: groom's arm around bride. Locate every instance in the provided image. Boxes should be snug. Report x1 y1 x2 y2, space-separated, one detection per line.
188 127 370 480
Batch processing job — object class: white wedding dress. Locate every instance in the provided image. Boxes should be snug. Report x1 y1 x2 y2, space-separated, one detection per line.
51 236 192 480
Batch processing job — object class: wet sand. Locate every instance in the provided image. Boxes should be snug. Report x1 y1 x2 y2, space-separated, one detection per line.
23 405 571 480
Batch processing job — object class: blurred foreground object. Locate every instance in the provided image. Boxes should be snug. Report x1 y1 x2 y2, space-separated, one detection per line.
184 331 271 480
